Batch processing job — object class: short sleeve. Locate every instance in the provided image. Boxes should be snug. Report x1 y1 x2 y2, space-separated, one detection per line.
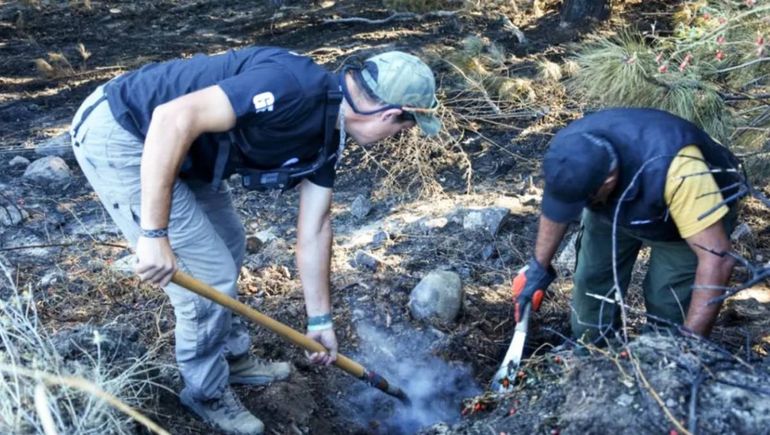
664 145 729 239
306 156 337 188
216 64 302 120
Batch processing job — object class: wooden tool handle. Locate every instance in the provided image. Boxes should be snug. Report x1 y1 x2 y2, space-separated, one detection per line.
171 271 366 379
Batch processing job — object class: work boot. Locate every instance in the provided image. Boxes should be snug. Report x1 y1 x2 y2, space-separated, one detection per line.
229 355 291 385
180 386 264 435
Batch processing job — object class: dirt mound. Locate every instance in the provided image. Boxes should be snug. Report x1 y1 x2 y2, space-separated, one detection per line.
425 332 770 435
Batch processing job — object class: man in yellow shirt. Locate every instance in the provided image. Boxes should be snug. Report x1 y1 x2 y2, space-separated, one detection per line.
511 108 742 343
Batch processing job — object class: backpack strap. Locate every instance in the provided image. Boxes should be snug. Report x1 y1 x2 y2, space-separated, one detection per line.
208 131 236 191
237 86 343 191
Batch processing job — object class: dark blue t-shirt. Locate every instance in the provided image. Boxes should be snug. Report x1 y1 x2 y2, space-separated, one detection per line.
104 46 338 187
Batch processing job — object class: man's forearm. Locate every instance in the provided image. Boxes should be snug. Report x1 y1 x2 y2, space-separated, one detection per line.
297 217 333 317
534 215 569 267
684 258 734 336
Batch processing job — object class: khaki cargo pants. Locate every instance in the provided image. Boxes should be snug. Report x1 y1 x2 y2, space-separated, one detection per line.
70 85 251 400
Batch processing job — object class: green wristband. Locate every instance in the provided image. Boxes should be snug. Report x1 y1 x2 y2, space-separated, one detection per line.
307 313 333 331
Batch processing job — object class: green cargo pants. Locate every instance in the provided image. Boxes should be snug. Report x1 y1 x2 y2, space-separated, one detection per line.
570 210 699 343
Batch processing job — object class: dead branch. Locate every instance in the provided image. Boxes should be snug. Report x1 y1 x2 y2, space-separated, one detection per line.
688 369 704 434
0 241 129 252
583 292 753 370
322 10 460 25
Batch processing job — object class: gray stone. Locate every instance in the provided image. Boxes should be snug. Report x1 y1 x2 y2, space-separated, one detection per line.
51 323 146 366
255 229 276 243
370 230 390 248
405 217 448 234
23 156 72 186
38 269 66 288
0 204 29 226
462 207 509 236
421 217 448 231
350 195 372 220
9 156 30 167
111 254 137 275
616 393 634 407
246 235 263 253
353 250 380 271
409 270 463 323
35 132 73 158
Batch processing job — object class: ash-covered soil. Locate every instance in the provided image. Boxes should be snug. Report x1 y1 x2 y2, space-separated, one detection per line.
1 1 769 434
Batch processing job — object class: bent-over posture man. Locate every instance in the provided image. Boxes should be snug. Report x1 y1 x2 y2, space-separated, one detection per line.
511 108 741 344
70 47 440 434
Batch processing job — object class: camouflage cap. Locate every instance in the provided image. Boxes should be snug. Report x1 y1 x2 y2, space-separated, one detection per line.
360 51 441 136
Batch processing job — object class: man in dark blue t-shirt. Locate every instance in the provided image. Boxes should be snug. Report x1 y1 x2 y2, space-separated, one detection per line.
70 47 440 434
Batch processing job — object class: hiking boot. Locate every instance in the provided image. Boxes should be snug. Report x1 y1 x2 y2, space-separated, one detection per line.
180 386 264 435
229 355 291 386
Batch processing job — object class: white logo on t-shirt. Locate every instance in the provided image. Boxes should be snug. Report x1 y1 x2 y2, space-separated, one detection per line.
253 92 275 113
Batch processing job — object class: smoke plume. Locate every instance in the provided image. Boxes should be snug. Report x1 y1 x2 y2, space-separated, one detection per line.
343 322 481 434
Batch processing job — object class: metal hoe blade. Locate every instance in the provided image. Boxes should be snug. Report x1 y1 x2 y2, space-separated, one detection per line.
491 303 530 393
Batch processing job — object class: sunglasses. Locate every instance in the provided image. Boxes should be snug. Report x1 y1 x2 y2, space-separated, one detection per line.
339 64 438 122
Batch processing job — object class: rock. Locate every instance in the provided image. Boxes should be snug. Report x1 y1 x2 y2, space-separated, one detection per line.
255 229 276 243
462 207 509 236
38 269 66 288
352 250 380 271
35 132 73 158
405 217 449 234
554 232 579 273
350 195 372 220
422 217 448 231
246 235 263 253
9 156 30 167
616 393 634 407
23 156 72 186
51 323 146 366
370 230 390 248
111 254 137 275
409 270 463 323
731 222 752 242
0 204 29 226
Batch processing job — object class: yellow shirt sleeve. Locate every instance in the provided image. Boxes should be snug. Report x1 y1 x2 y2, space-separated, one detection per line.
664 145 728 239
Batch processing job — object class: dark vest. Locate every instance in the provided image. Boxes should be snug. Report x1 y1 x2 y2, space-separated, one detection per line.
556 108 741 241
181 74 341 190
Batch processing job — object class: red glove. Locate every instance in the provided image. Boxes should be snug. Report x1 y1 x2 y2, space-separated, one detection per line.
512 258 556 323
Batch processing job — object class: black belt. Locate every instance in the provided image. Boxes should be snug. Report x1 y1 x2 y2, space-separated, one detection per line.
71 94 108 145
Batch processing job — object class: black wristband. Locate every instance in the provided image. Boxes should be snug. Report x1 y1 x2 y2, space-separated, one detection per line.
140 228 169 238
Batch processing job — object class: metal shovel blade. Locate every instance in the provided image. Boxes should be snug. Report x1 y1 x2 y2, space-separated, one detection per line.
491 304 530 393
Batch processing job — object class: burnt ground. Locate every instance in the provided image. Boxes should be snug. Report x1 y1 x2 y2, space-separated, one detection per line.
1 1 770 434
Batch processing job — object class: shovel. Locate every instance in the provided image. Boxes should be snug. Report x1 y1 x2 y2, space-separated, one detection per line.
171 271 412 405
490 303 531 393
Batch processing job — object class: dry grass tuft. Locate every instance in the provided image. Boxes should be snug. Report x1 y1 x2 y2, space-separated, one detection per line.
560 59 580 78
34 52 75 79
497 77 536 103
356 104 472 198
537 59 563 82
0 257 165 434
34 59 56 78
76 43 91 63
